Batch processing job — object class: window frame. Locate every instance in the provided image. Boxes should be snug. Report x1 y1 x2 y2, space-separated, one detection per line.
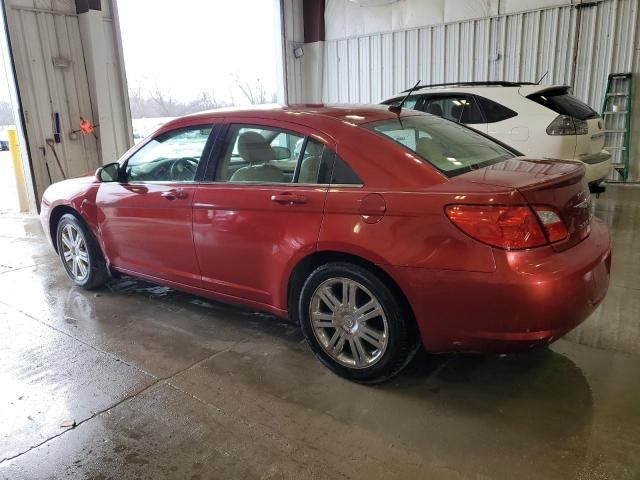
118 124 218 184
202 122 364 188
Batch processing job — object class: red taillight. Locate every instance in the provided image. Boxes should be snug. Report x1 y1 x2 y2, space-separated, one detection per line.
445 205 547 249
533 206 568 243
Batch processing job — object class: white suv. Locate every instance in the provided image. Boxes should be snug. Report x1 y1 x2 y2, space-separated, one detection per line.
381 82 611 189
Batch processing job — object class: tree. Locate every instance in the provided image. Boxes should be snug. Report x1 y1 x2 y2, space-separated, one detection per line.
149 86 181 117
126 86 234 118
187 89 230 112
235 77 276 105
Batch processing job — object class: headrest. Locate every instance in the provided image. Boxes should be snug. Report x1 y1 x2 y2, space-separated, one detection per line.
238 131 274 164
305 141 325 157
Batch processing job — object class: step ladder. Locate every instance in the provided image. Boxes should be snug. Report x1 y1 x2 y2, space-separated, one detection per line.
601 73 632 182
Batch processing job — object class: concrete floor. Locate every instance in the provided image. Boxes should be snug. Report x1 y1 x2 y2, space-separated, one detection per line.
0 185 639 480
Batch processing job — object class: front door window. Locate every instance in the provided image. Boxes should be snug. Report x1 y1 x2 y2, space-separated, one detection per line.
125 126 212 183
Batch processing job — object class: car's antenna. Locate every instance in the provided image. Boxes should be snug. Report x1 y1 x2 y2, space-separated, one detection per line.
536 71 549 84
388 80 421 114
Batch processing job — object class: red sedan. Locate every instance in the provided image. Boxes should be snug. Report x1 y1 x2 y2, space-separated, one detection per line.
40 105 611 383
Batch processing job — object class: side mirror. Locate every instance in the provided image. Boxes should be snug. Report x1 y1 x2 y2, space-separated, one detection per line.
96 162 120 182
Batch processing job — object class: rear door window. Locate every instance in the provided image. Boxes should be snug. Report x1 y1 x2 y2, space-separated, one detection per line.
421 96 484 124
475 96 518 123
215 125 303 184
527 89 598 120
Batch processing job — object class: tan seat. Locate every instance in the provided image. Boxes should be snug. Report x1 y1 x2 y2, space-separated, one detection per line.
230 131 285 183
297 141 325 183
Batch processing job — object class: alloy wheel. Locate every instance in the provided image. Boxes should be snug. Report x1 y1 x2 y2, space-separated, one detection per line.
309 277 389 369
60 224 90 281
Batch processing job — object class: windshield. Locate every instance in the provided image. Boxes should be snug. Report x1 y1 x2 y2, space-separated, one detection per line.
366 115 515 176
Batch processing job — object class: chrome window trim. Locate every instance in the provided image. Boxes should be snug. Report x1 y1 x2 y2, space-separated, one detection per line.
124 180 199 185
193 181 364 188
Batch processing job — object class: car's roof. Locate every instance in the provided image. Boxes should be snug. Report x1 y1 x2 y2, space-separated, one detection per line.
383 84 569 101
162 104 422 132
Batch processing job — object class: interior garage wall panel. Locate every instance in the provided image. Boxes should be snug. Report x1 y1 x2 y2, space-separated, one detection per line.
5 0 133 202
7 7 99 188
322 1 634 105
101 18 130 160
283 0 304 104
444 0 499 23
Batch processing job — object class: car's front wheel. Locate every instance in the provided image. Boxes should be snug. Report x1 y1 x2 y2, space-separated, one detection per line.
298 262 418 383
56 213 109 290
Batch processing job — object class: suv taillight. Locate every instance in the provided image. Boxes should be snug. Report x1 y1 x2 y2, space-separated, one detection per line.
445 205 568 250
546 114 588 135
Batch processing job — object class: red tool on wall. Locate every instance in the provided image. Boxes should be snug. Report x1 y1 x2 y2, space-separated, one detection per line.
73 117 99 139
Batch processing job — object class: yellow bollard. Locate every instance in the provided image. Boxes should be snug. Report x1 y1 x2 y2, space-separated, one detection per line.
8 129 29 213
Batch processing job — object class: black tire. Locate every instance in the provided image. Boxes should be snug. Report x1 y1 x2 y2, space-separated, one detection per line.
56 213 109 290
298 262 419 383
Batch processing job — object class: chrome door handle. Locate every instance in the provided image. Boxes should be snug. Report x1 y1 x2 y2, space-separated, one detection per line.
161 189 188 200
270 192 308 204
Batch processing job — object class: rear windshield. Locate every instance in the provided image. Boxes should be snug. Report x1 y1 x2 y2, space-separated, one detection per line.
366 115 515 177
527 89 599 120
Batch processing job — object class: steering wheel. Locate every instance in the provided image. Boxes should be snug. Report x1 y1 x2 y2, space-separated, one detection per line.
169 157 198 181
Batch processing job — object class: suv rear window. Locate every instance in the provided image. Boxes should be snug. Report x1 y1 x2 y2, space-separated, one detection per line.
475 96 518 123
527 88 598 120
366 115 515 177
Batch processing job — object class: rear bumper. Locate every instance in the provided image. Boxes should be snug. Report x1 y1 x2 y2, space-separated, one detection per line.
580 150 612 184
385 218 611 353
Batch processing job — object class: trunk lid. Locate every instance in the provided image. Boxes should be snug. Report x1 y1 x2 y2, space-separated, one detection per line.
461 158 592 252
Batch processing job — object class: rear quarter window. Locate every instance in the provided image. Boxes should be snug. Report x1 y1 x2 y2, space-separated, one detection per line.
527 89 598 120
475 96 518 123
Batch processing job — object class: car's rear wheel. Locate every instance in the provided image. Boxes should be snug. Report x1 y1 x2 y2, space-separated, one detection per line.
56 213 109 290
298 262 418 383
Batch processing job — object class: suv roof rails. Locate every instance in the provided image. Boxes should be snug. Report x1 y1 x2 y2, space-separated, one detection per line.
401 81 537 93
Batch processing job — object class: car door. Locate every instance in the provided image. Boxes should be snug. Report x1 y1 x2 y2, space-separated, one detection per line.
192 120 333 309
96 124 217 286
420 94 488 133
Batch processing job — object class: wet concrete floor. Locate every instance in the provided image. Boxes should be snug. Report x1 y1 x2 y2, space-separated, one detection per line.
0 185 639 479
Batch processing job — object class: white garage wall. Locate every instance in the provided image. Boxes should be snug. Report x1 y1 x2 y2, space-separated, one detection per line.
315 0 640 181
324 0 585 40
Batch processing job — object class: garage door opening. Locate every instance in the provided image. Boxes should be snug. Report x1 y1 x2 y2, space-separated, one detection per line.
116 0 285 142
0 64 18 215
0 4 29 215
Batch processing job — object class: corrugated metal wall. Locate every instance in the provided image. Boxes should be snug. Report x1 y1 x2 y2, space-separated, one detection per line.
283 0 304 104
4 0 133 201
321 0 640 180
6 4 100 192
